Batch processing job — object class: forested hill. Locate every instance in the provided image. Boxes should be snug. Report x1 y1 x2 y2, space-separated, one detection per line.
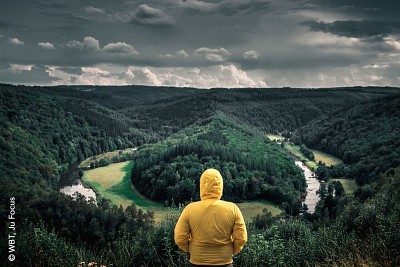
2 84 202 138
123 86 396 135
27 84 202 109
4 84 393 139
295 94 400 185
131 113 305 212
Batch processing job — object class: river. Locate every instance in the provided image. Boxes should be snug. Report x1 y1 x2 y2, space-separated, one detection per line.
295 161 320 213
59 163 97 203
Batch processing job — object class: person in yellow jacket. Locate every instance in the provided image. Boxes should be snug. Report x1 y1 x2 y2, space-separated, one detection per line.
174 168 247 266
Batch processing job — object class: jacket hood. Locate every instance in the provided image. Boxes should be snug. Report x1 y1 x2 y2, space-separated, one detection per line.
200 168 223 200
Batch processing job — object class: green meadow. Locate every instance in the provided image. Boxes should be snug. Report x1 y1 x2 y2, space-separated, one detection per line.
82 161 166 220
312 149 342 166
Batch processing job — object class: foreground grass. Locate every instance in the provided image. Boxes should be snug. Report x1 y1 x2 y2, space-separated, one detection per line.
312 149 342 166
333 178 358 195
83 161 281 221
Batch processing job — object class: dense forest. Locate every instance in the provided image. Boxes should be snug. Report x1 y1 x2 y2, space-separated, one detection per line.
122 87 391 135
294 94 400 185
1 84 400 266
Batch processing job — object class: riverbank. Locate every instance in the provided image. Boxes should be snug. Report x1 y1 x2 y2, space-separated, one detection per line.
295 161 319 213
284 143 318 170
267 134 341 212
59 162 97 202
267 133 343 171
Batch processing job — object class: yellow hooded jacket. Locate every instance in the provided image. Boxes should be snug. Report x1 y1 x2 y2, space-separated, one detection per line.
174 169 247 265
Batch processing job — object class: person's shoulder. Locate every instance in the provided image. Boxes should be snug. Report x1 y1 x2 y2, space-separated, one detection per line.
182 201 202 217
184 200 201 209
219 201 244 219
217 201 244 220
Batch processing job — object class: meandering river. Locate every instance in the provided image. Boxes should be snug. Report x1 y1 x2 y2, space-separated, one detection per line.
59 163 97 203
60 153 321 213
295 161 320 213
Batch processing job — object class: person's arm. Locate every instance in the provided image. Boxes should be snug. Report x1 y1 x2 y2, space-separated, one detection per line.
232 205 247 254
174 207 191 252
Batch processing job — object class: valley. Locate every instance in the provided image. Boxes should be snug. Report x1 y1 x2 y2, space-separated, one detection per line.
1 84 400 266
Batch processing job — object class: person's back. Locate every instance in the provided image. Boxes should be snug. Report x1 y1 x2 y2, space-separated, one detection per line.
174 169 247 266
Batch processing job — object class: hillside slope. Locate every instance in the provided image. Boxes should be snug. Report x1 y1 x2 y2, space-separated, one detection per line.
124 87 395 135
295 94 400 185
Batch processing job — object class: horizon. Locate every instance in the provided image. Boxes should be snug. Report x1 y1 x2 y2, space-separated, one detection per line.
1 82 400 91
0 0 399 88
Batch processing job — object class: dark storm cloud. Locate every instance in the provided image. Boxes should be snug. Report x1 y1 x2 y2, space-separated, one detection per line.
302 20 400 39
302 0 400 39
307 0 399 11
180 0 270 16
0 0 399 87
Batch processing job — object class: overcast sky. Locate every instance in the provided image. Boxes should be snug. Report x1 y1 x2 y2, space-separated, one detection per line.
0 0 399 88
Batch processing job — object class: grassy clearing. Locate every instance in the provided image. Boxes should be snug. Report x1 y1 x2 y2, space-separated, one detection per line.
312 149 342 166
83 161 164 210
333 179 358 195
83 161 131 190
267 134 285 142
237 200 282 218
284 143 318 170
79 147 137 168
